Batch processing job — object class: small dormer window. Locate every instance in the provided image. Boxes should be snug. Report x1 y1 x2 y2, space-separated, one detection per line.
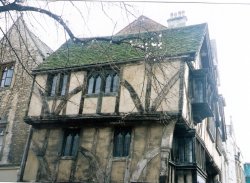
47 73 69 97
0 64 14 88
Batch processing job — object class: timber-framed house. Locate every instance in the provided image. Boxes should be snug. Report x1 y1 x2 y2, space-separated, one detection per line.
20 15 227 183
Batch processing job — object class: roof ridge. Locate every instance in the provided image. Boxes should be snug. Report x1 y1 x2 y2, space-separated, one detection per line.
115 15 167 36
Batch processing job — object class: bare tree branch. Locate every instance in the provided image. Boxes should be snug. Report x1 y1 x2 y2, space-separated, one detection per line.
0 2 142 45
0 2 80 42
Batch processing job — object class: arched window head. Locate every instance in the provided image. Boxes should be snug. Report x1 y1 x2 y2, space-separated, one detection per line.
105 74 112 93
61 129 80 157
95 75 101 94
47 73 69 96
113 128 131 157
87 71 119 95
87 76 95 94
112 74 119 92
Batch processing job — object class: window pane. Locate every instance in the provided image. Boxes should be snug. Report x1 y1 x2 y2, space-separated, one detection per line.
1 66 14 87
116 132 123 157
112 74 119 92
194 79 203 103
179 140 184 162
4 77 12 86
105 74 112 93
72 133 79 156
123 131 131 156
87 76 95 94
50 75 58 96
60 74 68 96
95 75 101 94
113 128 131 157
6 68 14 78
63 134 72 156
185 139 193 163
61 129 80 157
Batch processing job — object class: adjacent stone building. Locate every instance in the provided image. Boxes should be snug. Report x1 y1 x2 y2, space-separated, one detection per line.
222 117 245 183
20 15 227 183
0 17 52 181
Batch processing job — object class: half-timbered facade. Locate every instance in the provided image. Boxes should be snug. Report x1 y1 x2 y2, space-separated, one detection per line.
21 16 227 183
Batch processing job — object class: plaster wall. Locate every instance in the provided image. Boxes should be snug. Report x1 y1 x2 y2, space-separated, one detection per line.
82 98 98 114
66 92 82 115
28 74 47 116
119 63 146 113
151 61 181 112
101 96 116 113
23 124 169 183
68 71 85 92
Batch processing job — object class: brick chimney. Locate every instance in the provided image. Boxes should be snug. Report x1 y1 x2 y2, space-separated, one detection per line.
167 11 187 28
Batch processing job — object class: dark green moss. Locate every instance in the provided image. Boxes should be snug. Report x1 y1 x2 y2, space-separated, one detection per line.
37 23 207 71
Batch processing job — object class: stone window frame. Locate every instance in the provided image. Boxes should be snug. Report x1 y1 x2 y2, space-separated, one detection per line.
0 62 15 88
86 70 120 96
61 128 80 157
46 72 70 97
113 127 132 157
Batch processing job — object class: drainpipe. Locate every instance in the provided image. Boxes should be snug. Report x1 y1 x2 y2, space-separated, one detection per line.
17 126 33 182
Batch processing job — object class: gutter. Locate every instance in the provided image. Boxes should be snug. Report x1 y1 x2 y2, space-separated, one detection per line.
32 53 194 74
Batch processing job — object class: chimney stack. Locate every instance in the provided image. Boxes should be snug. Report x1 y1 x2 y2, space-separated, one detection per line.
167 11 187 28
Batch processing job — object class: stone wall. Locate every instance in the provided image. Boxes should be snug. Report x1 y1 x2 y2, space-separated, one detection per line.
0 18 51 168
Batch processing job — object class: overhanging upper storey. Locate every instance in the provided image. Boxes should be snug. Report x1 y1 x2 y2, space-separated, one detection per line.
26 17 208 126
191 69 214 123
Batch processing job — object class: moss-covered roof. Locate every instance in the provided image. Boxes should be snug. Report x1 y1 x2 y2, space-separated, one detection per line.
36 23 207 71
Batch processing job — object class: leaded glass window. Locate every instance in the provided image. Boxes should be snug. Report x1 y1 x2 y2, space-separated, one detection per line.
113 128 131 157
1 65 14 87
87 71 119 95
61 129 80 156
47 73 69 96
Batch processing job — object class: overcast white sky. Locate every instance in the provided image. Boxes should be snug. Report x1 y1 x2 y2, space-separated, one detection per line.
3 0 250 162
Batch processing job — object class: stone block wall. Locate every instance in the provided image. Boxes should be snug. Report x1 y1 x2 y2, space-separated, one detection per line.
0 18 51 167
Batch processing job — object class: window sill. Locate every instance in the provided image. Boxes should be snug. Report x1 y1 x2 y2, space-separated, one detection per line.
0 87 11 92
85 92 118 98
112 156 129 161
60 156 76 160
46 95 68 100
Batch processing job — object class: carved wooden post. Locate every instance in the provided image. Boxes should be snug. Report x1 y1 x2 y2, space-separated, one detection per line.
159 120 176 183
